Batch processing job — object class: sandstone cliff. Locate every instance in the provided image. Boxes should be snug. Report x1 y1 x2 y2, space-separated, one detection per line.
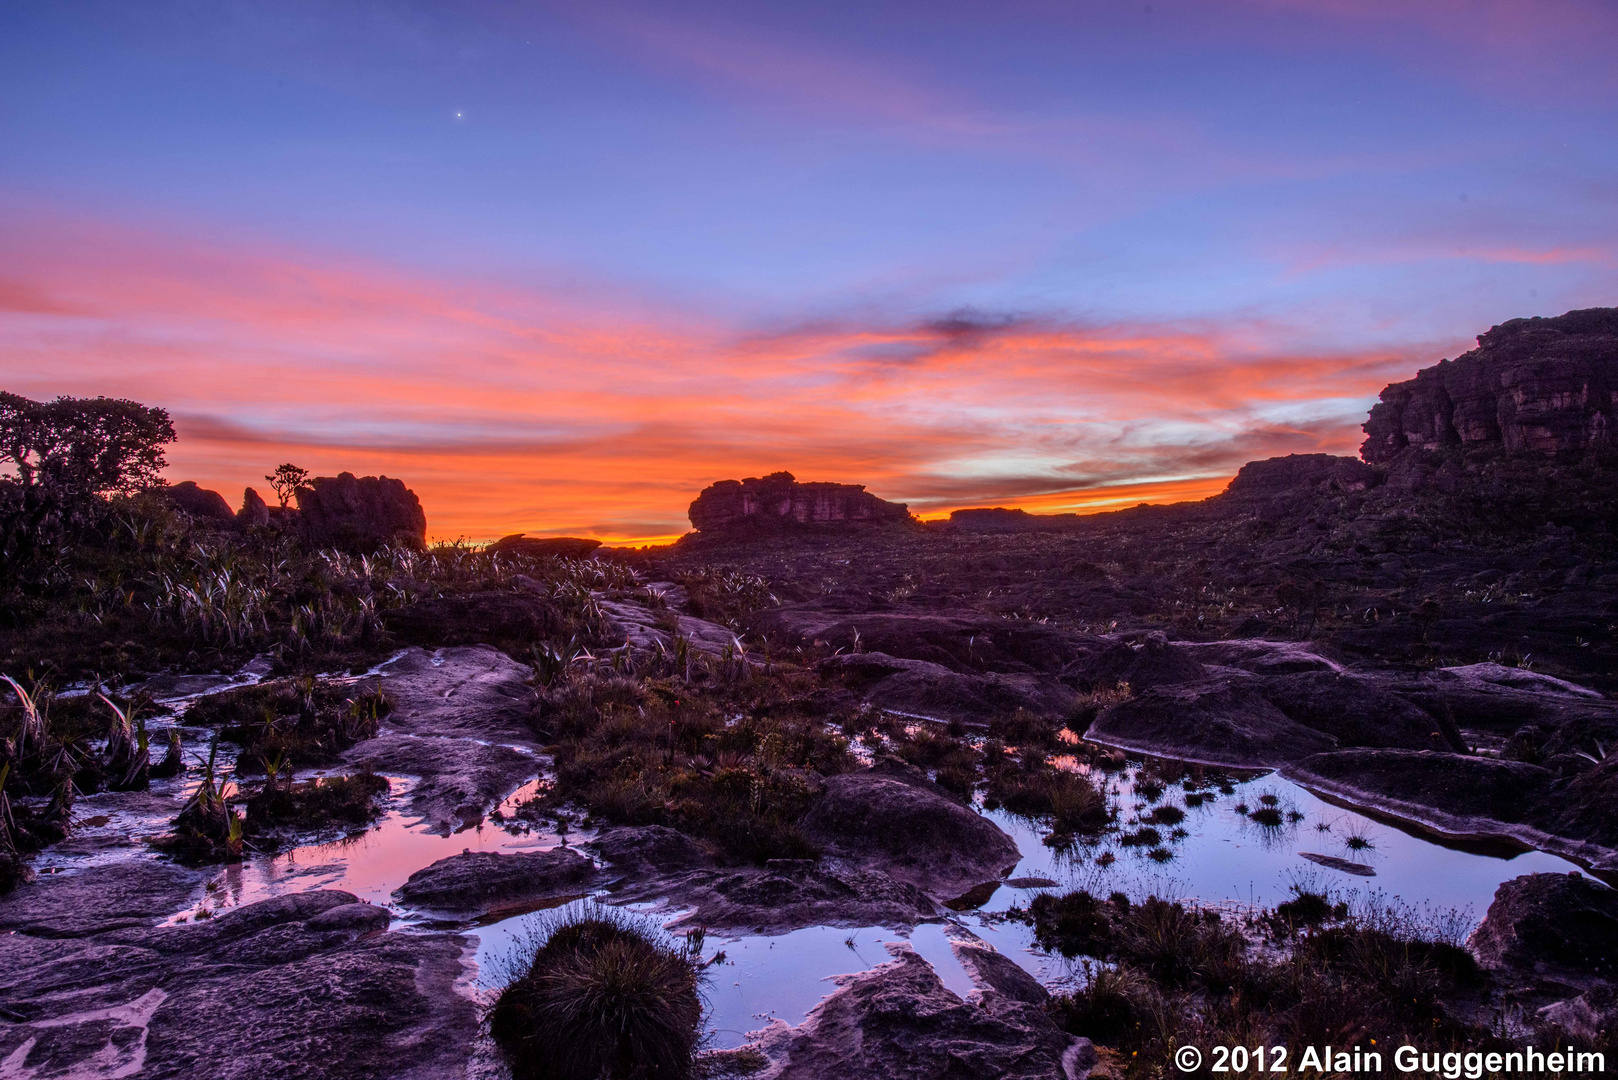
1362 307 1618 463
688 471 912 533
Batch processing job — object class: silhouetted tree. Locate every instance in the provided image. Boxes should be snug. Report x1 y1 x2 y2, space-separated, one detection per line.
265 463 310 508
0 392 175 565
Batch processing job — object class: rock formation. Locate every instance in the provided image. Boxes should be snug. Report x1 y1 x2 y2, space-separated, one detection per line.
688 471 912 533
236 485 271 528
296 471 426 551
1362 307 1618 463
485 533 602 559
164 481 236 526
1222 453 1376 499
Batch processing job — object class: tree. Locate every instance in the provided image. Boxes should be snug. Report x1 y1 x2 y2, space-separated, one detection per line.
264 463 310 508
0 393 174 498
0 393 176 570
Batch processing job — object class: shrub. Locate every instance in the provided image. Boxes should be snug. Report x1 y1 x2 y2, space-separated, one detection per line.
490 910 704 1080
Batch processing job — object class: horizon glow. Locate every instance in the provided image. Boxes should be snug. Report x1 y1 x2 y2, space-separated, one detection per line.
2 1 1615 541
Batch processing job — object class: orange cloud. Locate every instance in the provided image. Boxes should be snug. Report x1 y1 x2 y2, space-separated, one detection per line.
0 207 1418 542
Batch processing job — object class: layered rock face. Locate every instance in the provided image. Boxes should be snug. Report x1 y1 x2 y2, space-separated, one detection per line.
1362 307 1618 463
297 471 427 551
688 470 911 532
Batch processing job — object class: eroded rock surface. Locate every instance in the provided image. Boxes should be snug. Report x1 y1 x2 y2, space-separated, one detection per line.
342 646 542 832
753 943 1078 1080
1086 680 1336 767
0 871 475 1080
803 769 1020 898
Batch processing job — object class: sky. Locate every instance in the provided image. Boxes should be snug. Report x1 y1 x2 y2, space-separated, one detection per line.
1 0 1615 542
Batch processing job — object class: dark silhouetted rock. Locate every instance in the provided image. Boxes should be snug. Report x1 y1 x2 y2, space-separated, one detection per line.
1256 670 1459 751
393 848 596 913
237 485 271 527
803 768 1020 898
486 533 602 559
1284 749 1556 832
165 481 236 526
296 471 426 551
1363 307 1618 462
689 470 911 532
1470 872 1618 983
1224 453 1377 498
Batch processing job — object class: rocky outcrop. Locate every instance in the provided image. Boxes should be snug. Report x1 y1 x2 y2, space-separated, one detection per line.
753 943 1080 1080
164 481 236 526
296 471 426 551
1223 453 1377 498
688 471 912 533
486 533 602 559
1362 307 1618 463
802 767 1020 898
1470 872 1618 984
237 485 271 527
392 848 597 914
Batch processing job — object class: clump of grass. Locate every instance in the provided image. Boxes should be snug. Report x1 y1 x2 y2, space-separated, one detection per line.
1143 805 1185 826
1029 883 1503 1080
985 765 1112 834
1117 826 1162 847
1183 790 1213 808
243 769 389 838
1248 806 1284 827
1147 846 1173 862
1344 825 1376 851
188 676 389 771
1134 775 1166 802
538 673 853 863
489 907 704 1080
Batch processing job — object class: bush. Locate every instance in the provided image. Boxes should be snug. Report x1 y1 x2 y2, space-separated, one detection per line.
490 910 704 1080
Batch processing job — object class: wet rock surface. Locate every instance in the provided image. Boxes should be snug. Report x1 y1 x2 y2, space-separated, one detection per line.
393 847 597 914
616 859 939 933
818 651 1077 722
0 870 475 1080
753 943 1078 1080
341 646 543 832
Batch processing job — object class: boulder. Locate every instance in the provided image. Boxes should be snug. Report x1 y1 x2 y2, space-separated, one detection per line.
237 485 272 527
817 651 1078 723
755 604 1088 674
753 944 1077 1080
1362 307 1618 462
637 861 939 933
1085 680 1337 767
802 769 1021 898
587 825 719 877
486 533 602 559
164 481 236 526
392 848 596 913
1470 872 1618 983
688 470 912 532
0 860 204 938
296 471 426 551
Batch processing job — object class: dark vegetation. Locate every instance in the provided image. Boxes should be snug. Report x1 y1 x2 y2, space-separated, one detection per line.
188 677 391 772
534 670 855 864
242 770 391 838
489 908 705 1080
1023 886 1548 1079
